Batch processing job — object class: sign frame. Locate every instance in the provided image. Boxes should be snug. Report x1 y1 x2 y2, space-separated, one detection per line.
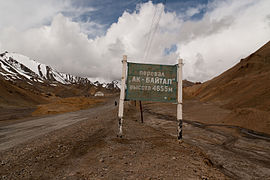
117 55 183 141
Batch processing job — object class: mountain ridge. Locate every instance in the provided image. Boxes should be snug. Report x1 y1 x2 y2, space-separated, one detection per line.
185 40 270 110
0 51 93 85
185 40 270 134
0 51 119 108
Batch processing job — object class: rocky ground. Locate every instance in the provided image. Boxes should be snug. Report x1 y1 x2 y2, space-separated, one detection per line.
1 95 270 179
0 96 108 127
0 97 227 179
142 100 270 179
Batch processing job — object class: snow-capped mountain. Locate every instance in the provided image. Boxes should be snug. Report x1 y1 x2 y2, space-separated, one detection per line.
105 80 120 90
0 51 92 85
0 51 119 108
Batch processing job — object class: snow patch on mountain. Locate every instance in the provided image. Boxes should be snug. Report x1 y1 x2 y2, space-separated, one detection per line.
0 51 90 85
0 51 119 91
6 53 44 77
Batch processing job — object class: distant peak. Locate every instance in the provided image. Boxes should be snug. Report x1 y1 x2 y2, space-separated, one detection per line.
0 51 8 57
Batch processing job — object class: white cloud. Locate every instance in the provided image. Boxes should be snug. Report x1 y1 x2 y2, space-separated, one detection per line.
0 2 181 80
0 0 70 30
178 0 270 82
0 0 270 82
185 4 206 17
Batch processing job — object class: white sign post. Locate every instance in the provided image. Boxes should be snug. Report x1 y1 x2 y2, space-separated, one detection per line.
118 55 127 137
177 58 183 141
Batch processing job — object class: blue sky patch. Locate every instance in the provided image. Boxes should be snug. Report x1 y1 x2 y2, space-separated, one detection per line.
64 0 209 36
164 44 177 55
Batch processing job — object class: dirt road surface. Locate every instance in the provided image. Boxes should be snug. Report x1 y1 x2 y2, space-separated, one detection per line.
143 100 270 179
0 97 269 179
0 99 110 151
0 97 225 179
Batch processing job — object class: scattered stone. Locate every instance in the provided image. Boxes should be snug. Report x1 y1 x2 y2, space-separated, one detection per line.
202 176 208 180
99 158 104 163
102 167 108 171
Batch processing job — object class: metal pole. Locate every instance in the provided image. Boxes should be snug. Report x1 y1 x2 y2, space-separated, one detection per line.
139 101 143 123
118 55 127 138
177 58 183 141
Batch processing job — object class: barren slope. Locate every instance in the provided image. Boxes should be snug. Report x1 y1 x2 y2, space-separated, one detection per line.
0 77 48 108
185 41 270 133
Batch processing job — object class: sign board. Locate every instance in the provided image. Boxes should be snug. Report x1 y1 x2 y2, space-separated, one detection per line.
117 56 183 140
125 62 177 103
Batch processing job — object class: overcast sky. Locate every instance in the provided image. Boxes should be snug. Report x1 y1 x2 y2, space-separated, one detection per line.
0 0 270 82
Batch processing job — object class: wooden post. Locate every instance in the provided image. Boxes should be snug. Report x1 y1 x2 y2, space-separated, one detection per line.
139 101 143 123
177 59 183 141
118 55 127 137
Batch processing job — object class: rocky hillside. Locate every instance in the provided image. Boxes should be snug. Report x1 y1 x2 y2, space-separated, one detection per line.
183 80 195 87
185 41 270 133
0 52 92 85
0 51 119 108
185 41 270 110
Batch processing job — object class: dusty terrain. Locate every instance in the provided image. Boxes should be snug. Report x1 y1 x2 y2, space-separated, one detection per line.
32 96 105 116
1 96 270 179
142 100 270 179
185 41 270 134
0 98 112 151
0 96 108 127
1 97 228 179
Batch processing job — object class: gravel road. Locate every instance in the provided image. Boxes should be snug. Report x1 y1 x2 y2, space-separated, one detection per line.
0 98 226 179
0 99 115 151
142 100 270 179
1 97 270 179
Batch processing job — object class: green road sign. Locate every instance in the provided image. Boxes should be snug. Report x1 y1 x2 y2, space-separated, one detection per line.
125 62 177 102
